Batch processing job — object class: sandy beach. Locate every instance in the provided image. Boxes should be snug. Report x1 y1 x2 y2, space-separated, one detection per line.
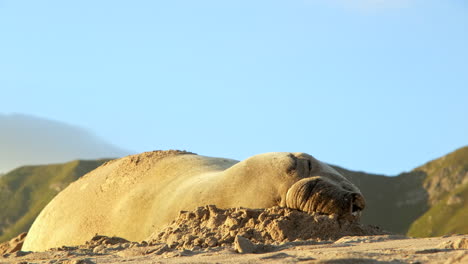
2 234 467 264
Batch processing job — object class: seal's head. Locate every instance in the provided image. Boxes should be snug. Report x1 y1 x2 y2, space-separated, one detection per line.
285 177 365 220
283 153 365 220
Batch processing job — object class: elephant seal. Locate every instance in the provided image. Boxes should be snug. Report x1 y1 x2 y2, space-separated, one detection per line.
22 150 365 251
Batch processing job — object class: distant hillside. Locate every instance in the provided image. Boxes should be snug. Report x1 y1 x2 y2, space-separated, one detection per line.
407 183 468 237
335 146 468 236
407 147 468 237
333 167 427 234
0 113 129 173
0 159 110 242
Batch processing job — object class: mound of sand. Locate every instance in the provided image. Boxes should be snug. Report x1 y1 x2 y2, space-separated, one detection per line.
0 232 26 255
2 205 386 257
146 205 386 250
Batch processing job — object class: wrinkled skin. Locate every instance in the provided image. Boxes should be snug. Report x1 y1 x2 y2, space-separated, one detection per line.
286 177 365 220
283 153 365 220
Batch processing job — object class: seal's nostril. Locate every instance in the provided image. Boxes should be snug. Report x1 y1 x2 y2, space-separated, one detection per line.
350 193 364 213
352 204 362 213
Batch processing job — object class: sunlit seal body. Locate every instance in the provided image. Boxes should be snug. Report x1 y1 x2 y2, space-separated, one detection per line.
22 150 365 251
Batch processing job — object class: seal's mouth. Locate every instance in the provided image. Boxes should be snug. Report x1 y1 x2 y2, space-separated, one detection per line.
350 193 365 217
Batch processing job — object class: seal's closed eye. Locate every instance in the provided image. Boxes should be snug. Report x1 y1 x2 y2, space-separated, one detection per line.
307 160 312 172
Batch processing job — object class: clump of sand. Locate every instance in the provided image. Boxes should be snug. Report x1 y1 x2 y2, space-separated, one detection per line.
146 205 385 250
0 232 26 255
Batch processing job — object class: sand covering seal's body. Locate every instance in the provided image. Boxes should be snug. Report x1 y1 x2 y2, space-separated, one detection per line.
22 150 365 251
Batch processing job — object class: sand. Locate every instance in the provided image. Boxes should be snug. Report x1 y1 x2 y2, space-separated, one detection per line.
1 206 467 264
147 205 385 250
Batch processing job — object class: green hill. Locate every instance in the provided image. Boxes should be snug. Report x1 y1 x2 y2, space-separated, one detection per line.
333 167 429 234
407 183 468 237
407 146 468 237
0 159 110 242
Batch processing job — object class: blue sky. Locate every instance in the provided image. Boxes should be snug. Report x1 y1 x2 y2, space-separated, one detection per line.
1 0 467 175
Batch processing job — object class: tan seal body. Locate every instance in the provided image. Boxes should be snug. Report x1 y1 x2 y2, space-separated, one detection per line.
22 150 365 251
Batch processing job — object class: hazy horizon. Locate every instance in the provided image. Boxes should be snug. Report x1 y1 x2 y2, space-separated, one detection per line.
0 113 130 173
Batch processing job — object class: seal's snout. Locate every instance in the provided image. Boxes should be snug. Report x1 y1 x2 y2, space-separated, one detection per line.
285 177 366 218
350 193 365 217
